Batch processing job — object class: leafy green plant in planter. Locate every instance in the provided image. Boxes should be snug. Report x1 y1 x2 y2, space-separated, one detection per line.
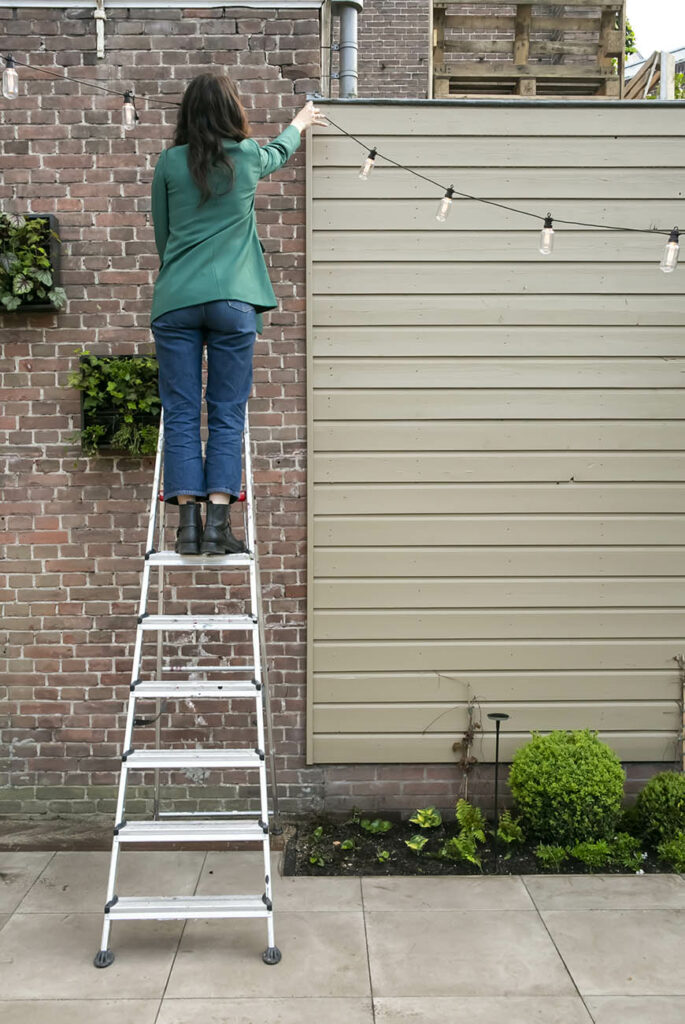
67 347 160 456
0 212 66 312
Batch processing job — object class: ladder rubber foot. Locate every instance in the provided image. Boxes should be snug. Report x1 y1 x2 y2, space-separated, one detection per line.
93 949 115 968
262 946 282 965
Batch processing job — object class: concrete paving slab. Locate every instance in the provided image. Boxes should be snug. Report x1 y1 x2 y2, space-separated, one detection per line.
156 997 374 1024
365 909 576 997
16 851 205 913
0 1001 159 1024
372 995 593 1023
0 914 9 933
0 913 182 1000
362 874 534 911
0 853 53 913
586 996 685 1023
542 909 685 995
198 851 363 910
523 873 685 910
165 911 370 998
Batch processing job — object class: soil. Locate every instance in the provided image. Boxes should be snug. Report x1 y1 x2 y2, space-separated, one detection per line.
282 811 671 877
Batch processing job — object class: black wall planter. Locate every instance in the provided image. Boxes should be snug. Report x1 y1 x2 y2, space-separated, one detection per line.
17 214 62 312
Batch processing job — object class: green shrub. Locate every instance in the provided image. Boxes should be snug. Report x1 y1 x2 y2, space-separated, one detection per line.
570 840 611 871
608 832 644 872
508 729 625 846
656 831 685 872
634 771 685 844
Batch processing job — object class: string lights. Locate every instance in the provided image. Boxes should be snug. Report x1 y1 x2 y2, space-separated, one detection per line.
0 53 680 273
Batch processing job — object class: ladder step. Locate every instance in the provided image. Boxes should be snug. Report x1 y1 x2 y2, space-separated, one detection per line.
106 894 271 921
115 819 267 843
124 748 264 769
139 614 257 631
147 551 252 567
132 680 260 699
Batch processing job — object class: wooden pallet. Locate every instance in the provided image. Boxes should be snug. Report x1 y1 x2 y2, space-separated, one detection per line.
433 1 626 99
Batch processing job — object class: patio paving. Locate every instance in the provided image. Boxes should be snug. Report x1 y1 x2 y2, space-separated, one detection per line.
0 850 683 1023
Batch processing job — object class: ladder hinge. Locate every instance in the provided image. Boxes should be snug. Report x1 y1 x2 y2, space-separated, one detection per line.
121 747 134 761
130 678 141 691
259 818 269 833
251 614 258 624
104 895 119 913
144 547 156 560
255 747 265 761
133 716 154 726
137 612 149 624
113 819 127 836
252 678 262 691
261 893 272 911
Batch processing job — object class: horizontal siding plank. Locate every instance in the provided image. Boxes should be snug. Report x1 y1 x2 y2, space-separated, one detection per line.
314 548 685 577
313 453 685 483
314 390 684 419
313 326 685 357
313 701 677 734
313 230 684 262
313 136 685 168
313 609 685 640
311 732 679 763
314 671 679 702
313 639 680 672
314 107 681 137
313 295 684 326
314 200 685 232
313 578 685 608
313 484 685 515
313 168 680 199
313 359 685 389
314 421 685 451
313 263 685 295
313 517 685 546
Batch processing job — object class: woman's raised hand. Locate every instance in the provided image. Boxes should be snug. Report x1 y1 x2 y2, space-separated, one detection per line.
291 100 329 132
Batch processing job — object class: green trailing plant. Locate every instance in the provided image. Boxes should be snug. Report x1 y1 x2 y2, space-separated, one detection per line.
508 729 625 846
634 771 685 845
359 818 393 834
656 831 685 872
0 212 66 311
409 806 443 829
66 347 161 456
535 844 569 871
497 810 525 846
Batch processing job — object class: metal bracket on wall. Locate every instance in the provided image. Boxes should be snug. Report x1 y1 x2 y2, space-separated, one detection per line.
93 0 107 59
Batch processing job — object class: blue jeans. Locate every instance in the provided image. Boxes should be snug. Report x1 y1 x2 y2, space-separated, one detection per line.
150 299 257 505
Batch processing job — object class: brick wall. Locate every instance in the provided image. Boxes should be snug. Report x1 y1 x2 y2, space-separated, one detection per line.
0 4 664 827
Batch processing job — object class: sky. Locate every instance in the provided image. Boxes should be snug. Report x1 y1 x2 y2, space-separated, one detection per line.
626 1 685 57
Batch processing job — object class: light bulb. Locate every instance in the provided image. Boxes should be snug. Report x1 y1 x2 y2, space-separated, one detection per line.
539 213 554 255
122 90 138 131
660 227 679 273
2 55 18 100
359 147 377 180
436 185 455 222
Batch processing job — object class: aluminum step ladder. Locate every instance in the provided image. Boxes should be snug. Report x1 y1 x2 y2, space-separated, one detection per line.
94 403 283 968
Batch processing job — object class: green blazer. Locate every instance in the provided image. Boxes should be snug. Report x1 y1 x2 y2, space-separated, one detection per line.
150 123 301 334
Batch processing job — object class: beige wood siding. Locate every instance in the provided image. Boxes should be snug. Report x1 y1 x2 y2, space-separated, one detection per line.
305 101 685 765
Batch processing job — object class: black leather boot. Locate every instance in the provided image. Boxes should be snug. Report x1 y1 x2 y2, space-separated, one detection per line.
200 500 247 555
175 500 203 555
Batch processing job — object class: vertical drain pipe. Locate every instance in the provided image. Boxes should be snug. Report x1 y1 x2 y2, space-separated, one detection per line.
332 0 364 98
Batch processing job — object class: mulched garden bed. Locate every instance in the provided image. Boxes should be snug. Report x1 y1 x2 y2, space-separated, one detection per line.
282 810 669 876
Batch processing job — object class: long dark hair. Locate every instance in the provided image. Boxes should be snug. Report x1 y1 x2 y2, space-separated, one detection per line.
173 73 252 206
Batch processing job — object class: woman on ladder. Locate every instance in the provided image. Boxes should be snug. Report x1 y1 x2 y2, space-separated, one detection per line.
150 74 326 555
